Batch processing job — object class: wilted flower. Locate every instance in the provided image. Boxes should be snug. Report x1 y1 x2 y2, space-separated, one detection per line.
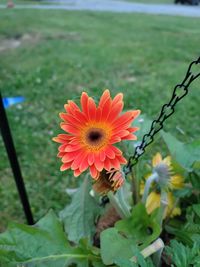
53 89 140 179
145 191 181 218
141 152 184 218
93 169 125 194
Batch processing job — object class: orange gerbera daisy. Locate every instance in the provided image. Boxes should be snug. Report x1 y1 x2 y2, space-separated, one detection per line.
53 89 140 179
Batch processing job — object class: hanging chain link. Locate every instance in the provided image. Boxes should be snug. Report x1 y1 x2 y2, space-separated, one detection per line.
124 57 200 175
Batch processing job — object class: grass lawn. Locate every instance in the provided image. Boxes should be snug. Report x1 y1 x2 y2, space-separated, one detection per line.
0 9 199 230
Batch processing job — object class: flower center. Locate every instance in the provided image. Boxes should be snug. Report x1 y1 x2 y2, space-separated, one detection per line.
87 129 104 143
86 128 105 147
81 123 112 151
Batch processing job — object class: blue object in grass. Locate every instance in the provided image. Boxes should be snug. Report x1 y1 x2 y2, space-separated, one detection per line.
3 96 25 108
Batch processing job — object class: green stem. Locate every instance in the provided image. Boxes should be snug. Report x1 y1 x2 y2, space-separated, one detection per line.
158 189 168 227
107 191 127 218
130 170 137 205
118 187 131 217
142 172 158 204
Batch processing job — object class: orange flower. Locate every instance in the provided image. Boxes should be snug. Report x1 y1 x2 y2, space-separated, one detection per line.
93 169 125 194
53 90 140 179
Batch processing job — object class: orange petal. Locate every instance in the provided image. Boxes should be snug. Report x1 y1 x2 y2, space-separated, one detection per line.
71 150 86 170
105 146 116 159
121 133 137 140
94 153 104 171
96 107 102 122
99 89 110 108
100 150 106 161
112 93 123 105
110 146 122 156
65 145 81 152
88 97 96 121
60 162 71 171
68 100 80 111
112 111 136 128
79 154 89 172
88 153 95 166
127 127 139 133
90 165 99 179
60 123 79 135
110 158 121 169
57 151 65 158
104 157 111 170
117 155 127 164
110 136 121 144
74 110 88 123
107 102 124 122
62 151 77 163
53 137 65 143
58 144 67 152
101 98 112 121
59 113 83 126
65 100 80 116
74 169 81 177
81 92 89 116
115 130 130 138
68 138 80 145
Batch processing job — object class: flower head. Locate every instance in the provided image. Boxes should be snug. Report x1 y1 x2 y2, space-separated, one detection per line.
146 191 181 218
93 169 125 194
53 90 140 179
152 152 184 190
140 152 184 218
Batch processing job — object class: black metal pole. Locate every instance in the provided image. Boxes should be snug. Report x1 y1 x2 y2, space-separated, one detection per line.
0 92 34 225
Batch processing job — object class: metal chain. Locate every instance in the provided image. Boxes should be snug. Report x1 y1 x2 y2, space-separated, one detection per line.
124 57 200 175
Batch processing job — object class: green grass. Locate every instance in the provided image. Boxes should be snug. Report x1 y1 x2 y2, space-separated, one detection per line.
0 9 199 230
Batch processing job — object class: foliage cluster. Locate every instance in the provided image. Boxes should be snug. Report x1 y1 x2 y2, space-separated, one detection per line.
0 115 199 266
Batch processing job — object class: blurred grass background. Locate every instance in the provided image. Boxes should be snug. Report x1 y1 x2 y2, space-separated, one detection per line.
0 9 199 230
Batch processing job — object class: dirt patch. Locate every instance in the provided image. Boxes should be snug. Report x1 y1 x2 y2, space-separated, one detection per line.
0 33 40 52
0 32 81 52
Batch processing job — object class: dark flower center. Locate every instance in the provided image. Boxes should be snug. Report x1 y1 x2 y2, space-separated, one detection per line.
88 130 102 142
89 131 101 141
84 127 108 150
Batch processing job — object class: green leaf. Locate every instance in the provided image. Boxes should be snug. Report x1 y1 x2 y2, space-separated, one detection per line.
0 211 102 267
162 131 200 170
192 204 200 219
60 176 100 244
165 240 200 267
134 114 153 142
114 250 154 267
100 204 161 266
114 258 138 267
100 228 136 265
165 225 194 247
115 203 161 248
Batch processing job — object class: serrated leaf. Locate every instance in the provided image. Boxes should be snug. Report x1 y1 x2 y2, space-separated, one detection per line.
60 176 100 244
0 211 102 267
115 203 161 248
100 228 136 265
165 240 199 267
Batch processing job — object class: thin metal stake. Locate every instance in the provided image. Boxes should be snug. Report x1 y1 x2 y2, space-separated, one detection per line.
0 92 34 225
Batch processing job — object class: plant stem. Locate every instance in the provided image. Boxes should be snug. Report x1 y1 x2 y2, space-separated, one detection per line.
107 191 127 219
158 189 168 227
142 172 159 204
131 238 164 263
118 187 131 218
